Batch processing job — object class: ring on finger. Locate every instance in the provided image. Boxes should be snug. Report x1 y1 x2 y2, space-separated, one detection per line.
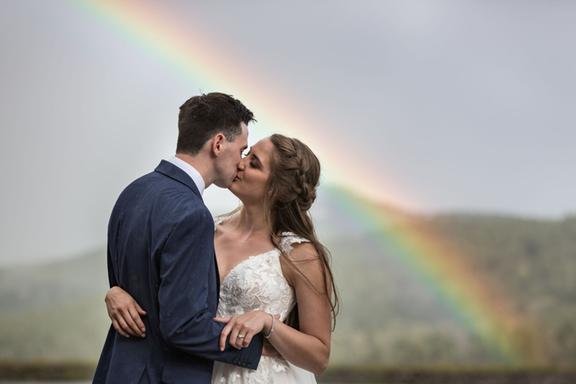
237 334 246 339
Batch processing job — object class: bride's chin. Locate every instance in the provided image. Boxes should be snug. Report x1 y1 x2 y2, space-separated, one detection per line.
228 184 240 196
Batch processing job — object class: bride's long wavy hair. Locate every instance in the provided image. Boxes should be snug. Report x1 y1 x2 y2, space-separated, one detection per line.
265 134 339 330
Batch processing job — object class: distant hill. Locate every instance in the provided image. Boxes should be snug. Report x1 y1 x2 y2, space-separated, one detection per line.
328 212 576 366
0 248 109 360
0 189 574 366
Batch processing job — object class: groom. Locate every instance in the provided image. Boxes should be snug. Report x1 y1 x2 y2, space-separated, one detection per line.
93 93 263 384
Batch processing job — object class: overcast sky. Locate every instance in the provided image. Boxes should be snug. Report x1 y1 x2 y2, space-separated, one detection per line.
1 0 575 265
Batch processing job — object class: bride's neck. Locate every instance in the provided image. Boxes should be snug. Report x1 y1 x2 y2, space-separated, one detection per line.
232 204 269 236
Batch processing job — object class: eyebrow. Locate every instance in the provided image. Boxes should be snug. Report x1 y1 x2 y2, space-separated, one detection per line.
251 151 263 167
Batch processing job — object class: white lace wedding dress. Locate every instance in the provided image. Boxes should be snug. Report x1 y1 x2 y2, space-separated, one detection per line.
211 220 317 383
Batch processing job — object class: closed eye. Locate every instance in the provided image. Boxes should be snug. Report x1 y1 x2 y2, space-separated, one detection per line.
250 153 262 169
250 159 260 169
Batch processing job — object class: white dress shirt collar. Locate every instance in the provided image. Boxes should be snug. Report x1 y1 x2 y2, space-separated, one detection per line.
167 156 206 195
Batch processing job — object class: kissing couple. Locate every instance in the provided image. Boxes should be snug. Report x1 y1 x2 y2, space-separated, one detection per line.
93 92 338 384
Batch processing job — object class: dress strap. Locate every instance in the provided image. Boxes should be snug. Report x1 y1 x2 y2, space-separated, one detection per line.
278 232 310 254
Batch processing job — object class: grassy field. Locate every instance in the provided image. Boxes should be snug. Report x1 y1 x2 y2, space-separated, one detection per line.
0 362 575 383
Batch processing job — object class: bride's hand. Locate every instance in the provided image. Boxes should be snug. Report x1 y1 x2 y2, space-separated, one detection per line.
214 310 273 351
105 286 147 338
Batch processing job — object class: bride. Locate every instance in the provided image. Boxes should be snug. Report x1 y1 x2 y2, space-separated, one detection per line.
105 134 339 383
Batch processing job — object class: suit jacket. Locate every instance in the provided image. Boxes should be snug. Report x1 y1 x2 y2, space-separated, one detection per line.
93 160 263 384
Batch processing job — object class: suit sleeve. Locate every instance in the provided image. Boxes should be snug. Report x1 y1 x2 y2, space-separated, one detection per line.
158 207 263 369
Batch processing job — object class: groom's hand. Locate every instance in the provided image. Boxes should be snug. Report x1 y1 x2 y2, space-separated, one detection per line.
105 286 147 338
214 310 272 351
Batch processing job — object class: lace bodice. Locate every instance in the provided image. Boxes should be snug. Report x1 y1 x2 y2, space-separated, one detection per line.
212 216 316 383
215 216 309 321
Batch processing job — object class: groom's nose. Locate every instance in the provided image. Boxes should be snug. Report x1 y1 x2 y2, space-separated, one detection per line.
237 159 246 170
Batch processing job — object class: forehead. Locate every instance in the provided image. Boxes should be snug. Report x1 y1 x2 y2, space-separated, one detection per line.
251 138 274 162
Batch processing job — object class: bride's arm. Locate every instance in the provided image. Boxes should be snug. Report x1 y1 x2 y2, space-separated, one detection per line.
105 286 147 338
220 242 332 375
106 286 282 358
268 243 332 374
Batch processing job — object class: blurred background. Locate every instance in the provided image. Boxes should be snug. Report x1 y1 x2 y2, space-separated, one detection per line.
1 0 575 382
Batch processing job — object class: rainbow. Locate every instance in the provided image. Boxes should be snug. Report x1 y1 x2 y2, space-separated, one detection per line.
71 0 414 206
73 0 542 364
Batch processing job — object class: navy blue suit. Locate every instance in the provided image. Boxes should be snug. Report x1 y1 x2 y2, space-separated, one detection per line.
93 161 262 384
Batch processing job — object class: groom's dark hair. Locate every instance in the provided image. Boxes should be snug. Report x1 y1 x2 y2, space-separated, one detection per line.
176 92 255 154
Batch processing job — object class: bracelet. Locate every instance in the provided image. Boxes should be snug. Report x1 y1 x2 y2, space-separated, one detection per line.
264 313 275 339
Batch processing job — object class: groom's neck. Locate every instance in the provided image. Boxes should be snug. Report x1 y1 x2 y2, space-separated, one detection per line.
175 152 213 187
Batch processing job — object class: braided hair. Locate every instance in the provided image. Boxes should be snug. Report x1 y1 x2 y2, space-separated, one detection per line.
265 134 339 330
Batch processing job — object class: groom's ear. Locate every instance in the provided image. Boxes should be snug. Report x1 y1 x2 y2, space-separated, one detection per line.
211 133 226 156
